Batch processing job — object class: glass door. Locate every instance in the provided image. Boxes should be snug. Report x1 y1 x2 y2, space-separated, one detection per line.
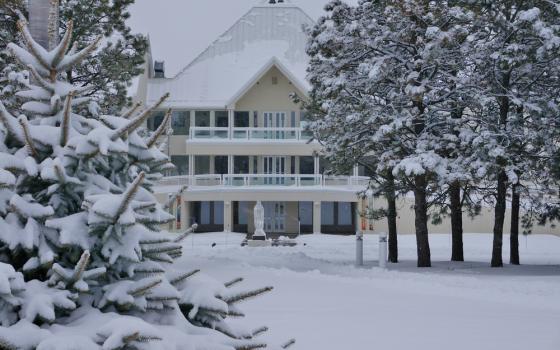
264 112 286 139
264 156 286 185
264 202 286 233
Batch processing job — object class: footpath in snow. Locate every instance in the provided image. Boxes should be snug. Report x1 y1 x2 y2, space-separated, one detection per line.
177 233 560 350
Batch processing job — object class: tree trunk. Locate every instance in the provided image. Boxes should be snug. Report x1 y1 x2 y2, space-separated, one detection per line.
386 172 398 263
510 184 520 265
414 174 431 267
492 170 507 267
449 181 464 261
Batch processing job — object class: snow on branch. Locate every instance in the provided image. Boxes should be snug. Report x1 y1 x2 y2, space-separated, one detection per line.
146 108 172 148
111 93 170 141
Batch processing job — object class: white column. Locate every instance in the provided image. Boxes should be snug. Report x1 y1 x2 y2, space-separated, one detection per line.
314 155 320 175
181 201 190 231
228 109 234 139
188 155 194 177
313 201 321 235
353 165 359 177
224 201 232 232
227 155 234 174
209 156 215 174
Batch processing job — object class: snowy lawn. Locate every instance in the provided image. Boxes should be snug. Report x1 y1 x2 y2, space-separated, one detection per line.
177 233 560 350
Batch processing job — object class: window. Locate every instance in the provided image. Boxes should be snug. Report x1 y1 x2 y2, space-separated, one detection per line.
321 202 334 225
147 112 165 131
234 111 249 127
215 111 228 127
234 156 249 174
201 201 211 225
214 156 228 175
195 156 210 175
338 202 352 225
171 111 190 135
214 202 224 225
300 156 314 174
299 202 313 225
170 156 189 175
195 111 210 127
291 111 296 127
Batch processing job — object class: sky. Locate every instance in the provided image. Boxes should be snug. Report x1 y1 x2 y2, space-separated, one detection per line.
127 0 358 77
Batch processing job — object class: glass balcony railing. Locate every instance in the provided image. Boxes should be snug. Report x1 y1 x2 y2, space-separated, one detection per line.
157 175 369 188
189 127 313 141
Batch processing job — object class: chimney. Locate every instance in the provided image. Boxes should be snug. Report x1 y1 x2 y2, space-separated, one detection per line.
28 0 59 50
154 61 165 78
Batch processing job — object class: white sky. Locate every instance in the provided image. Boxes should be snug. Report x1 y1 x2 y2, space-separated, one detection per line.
127 0 358 77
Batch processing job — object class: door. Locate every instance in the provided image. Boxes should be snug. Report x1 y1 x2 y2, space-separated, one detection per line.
264 202 286 233
264 156 286 185
264 112 286 139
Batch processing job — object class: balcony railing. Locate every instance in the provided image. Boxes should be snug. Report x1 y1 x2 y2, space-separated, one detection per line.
157 174 369 188
189 127 314 141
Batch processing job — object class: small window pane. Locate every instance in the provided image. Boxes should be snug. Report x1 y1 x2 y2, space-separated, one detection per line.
172 111 190 135
148 112 165 131
215 111 228 127
195 111 210 127
234 156 249 174
214 202 224 225
338 202 352 225
299 202 312 225
214 156 228 175
299 156 314 175
201 202 210 225
234 111 249 127
321 202 334 225
195 156 210 174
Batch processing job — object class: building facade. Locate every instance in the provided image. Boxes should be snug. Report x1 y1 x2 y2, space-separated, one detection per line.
137 1 371 235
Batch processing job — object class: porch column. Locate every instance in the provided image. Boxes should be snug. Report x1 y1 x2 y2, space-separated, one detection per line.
209 156 215 174
228 109 234 140
313 155 320 175
181 200 190 231
224 201 232 232
188 155 195 177
353 165 359 177
313 201 321 235
228 155 234 174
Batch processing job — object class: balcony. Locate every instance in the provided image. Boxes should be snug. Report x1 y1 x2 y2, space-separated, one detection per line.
188 127 314 141
157 174 369 188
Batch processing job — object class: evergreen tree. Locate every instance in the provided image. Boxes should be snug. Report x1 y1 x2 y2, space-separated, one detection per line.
306 0 474 267
466 0 560 267
0 12 287 350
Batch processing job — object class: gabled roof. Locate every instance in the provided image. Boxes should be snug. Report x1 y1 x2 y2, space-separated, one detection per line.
146 3 314 109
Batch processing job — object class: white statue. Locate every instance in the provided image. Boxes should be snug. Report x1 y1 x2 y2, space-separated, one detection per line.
253 201 267 240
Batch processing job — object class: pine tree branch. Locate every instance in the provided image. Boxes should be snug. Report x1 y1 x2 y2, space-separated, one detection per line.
0 100 22 140
55 35 103 73
60 91 75 146
51 20 73 68
169 269 200 285
128 278 162 297
146 108 171 148
25 64 55 93
173 224 198 243
111 93 169 141
16 20 51 71
251 326 268 337
224 287 273 305
224 277 244 288
18 116 39 158
115 172 145 220
71 250 90 283
121 101 143 119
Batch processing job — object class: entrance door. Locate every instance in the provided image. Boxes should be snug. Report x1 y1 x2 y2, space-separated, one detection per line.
264 112 286 139
264 202 286 233
264 156 286 185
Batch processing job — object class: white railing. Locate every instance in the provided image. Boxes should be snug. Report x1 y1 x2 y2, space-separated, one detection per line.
157 174 369 188
189 127 313 141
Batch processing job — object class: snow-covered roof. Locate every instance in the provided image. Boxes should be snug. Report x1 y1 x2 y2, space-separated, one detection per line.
146 1 314 109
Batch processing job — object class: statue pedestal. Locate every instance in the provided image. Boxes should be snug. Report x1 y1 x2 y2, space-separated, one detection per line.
247 239 272 247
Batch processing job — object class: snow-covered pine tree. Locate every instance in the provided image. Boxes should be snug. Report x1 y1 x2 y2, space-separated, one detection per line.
306 0 474 267
465 0 560 267
0 11 286 350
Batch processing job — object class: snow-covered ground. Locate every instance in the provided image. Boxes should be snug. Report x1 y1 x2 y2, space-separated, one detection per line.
177 233 560 350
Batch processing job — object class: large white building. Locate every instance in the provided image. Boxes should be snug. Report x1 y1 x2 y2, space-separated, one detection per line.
136 0 371 235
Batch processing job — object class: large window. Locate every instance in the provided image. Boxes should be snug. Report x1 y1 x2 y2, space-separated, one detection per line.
195 156 210 174
234 156 249 174
338 202 352 225
170 155 188 176
300 156 314 174
171 111 190 135
215 111 228 127
321 202 335 225
147 112 165 131
195 111 210 127
214 156 228 175
235 111 249 127
299 202 313 225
